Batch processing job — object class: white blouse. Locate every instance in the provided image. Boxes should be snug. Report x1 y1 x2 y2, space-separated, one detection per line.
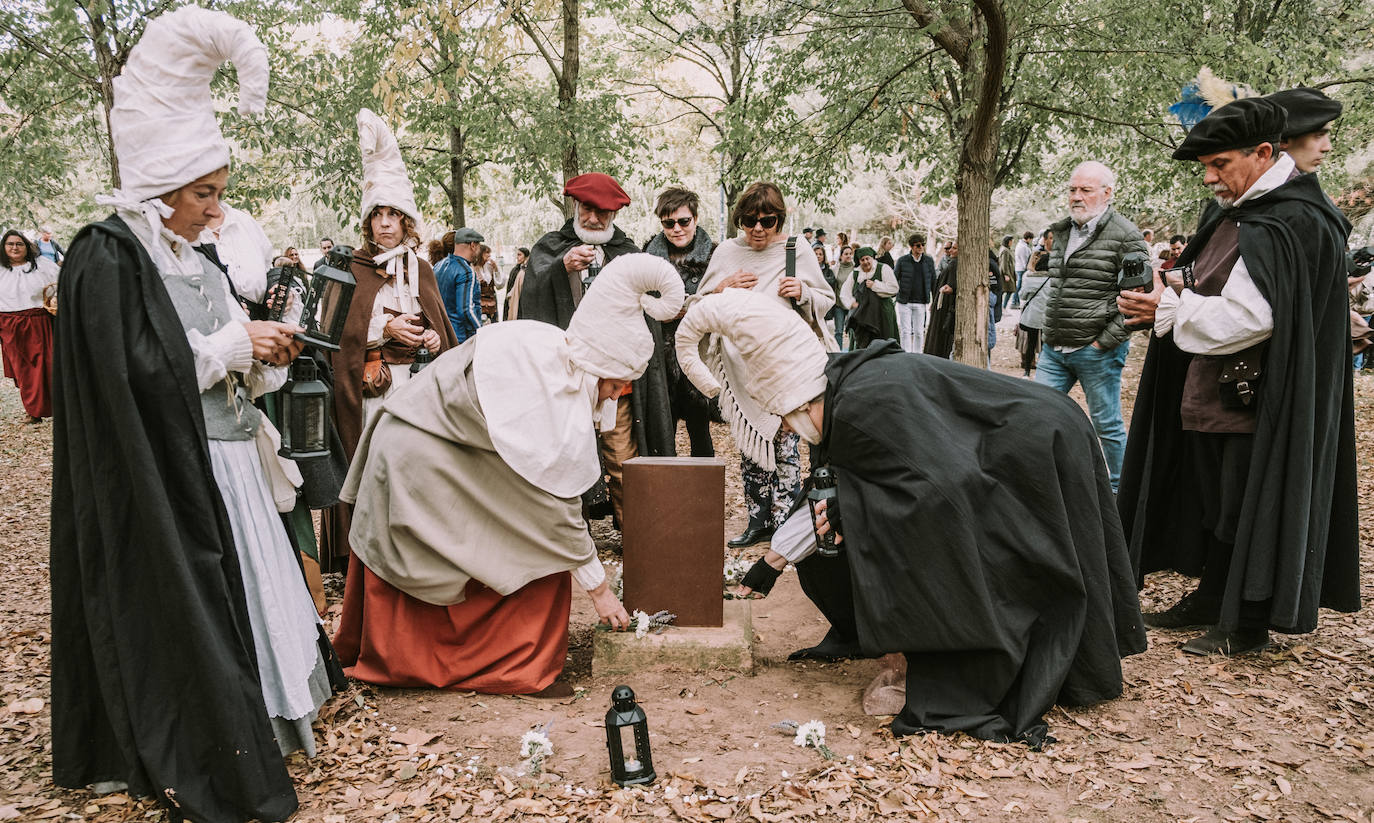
118 203 286 398
0 257 59 312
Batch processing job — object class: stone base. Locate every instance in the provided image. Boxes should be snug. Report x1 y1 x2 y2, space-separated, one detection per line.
593 600 753 675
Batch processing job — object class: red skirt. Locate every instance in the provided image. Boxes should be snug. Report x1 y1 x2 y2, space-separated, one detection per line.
333 554 571 694
0 308 53 419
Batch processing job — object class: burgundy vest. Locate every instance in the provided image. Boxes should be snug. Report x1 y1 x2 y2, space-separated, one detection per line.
1179 218 1259 433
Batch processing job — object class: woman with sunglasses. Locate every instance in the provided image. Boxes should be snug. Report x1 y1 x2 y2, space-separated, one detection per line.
643 187 718 457
694 181 835 548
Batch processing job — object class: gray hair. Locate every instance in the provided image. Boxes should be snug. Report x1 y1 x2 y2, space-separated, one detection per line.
1070 161 1116 192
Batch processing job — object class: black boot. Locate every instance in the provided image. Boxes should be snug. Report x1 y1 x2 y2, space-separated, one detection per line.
1143 590 1222 629
728 523 774 548
1181 627 1270 656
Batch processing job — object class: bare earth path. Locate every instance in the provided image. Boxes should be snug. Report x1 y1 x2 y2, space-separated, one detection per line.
2 319 1371 822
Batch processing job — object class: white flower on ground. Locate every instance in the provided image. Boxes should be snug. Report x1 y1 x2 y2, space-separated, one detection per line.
520 729 553 760
520 729 553 775
794 720 834 759
633 609 651 638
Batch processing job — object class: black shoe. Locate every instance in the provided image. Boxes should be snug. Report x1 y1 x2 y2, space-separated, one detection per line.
1181 627 1270 656
727 525 774 548
788 629 877 662
1143 592 1221 629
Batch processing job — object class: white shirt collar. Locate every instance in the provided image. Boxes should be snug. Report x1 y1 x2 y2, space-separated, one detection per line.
1072 209 1107 234
1234 153 1296 206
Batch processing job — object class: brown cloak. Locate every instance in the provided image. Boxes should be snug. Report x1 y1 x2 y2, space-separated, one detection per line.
322 248 457 567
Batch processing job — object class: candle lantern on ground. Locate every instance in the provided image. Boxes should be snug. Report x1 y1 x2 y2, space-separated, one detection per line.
604 685 655 786
277 357 330 459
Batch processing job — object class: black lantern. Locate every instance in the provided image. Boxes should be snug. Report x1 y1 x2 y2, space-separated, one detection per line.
806 466 842 557
410 346 435 374
269 248 356 352
605 685 655 786
277 357 331 459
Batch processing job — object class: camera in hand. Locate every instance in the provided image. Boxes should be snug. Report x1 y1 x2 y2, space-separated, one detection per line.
1116 251 1153 292
806 466 842 557
1347 246 1374 278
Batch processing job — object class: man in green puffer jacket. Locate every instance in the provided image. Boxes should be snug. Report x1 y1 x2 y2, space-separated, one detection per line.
1036 161 1149 492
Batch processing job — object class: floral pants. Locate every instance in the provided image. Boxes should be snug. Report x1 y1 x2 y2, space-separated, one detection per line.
741 431 802 530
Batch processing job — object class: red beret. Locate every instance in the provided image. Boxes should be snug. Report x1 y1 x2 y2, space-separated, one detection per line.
563 173 630 211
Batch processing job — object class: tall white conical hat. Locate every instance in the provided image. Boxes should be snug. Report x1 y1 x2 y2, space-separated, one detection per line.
357 108 421 227
566 253 685 381
110 6 268 201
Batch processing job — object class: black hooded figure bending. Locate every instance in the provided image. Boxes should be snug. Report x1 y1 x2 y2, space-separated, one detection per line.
675 289 1145 747
1117 97 1359 656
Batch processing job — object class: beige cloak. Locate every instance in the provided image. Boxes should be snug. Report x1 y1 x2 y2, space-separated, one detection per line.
340 331 597 607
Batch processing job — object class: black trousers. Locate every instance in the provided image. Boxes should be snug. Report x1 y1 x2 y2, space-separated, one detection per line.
793 550 860 645
1189 430 1270 628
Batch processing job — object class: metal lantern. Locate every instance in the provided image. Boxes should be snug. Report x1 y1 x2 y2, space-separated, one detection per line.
294 258 356 352
604 685 655 786
265 265 308 323
277 357 331 459
410 346 435 375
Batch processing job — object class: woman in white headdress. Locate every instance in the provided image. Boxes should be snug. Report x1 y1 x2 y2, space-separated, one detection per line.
318 109 457 571
333 254 682 695
50 9 334 821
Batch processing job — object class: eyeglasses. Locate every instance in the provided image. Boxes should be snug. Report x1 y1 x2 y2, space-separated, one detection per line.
660 217 693 229
738 214 780 230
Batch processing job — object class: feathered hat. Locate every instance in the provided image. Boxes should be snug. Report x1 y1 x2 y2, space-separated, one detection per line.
1169 67 1259 132
566 253 685 381
109 6 268 201
358 108 421 227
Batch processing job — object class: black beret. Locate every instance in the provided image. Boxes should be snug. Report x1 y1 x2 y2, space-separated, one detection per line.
1266 87 1343 138
1172 97 1287 161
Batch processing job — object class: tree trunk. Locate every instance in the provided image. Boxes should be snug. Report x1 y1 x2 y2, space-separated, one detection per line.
722 176 740 239
86 10 120 188
450 124 466 227
950 0 1008 368
559 0 580 219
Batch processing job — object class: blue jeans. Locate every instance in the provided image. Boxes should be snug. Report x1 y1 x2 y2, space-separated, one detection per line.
1035 340 1129 491
832 306 849 350
1011 270 1025 307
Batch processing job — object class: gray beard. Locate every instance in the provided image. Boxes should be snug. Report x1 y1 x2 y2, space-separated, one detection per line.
574 223 615 245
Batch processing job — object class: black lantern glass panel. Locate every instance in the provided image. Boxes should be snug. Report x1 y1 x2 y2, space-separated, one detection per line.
296 261 356 352
278 358 331 459
605 685 655 786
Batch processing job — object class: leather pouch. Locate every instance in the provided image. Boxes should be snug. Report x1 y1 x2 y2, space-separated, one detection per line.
361 351 392 398
1218 345 1263 409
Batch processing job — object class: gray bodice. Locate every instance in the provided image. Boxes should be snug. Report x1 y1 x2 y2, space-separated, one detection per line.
160 252 261 441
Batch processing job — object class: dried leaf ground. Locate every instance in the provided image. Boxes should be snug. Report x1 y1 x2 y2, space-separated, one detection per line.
2 322 1371 822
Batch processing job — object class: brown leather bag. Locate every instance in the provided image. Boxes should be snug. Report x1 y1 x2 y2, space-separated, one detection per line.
361 350 392 398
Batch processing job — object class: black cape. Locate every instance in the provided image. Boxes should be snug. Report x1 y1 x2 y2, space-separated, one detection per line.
819 343 1145 745
1117 174 1359 633
845 264 898 348
923 259 958 357
51 216 297 822
517 218 675 458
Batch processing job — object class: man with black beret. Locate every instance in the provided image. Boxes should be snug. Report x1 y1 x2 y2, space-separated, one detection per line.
1118 97 1360 655
1267 87 1343 174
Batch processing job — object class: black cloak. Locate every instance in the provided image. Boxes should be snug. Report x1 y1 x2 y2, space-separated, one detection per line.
51 216 298 822
816 342 1145 745
1117 173 1359 633
517 218 675 457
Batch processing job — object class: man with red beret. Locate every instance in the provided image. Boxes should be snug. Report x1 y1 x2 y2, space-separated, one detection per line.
518 173 677 526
